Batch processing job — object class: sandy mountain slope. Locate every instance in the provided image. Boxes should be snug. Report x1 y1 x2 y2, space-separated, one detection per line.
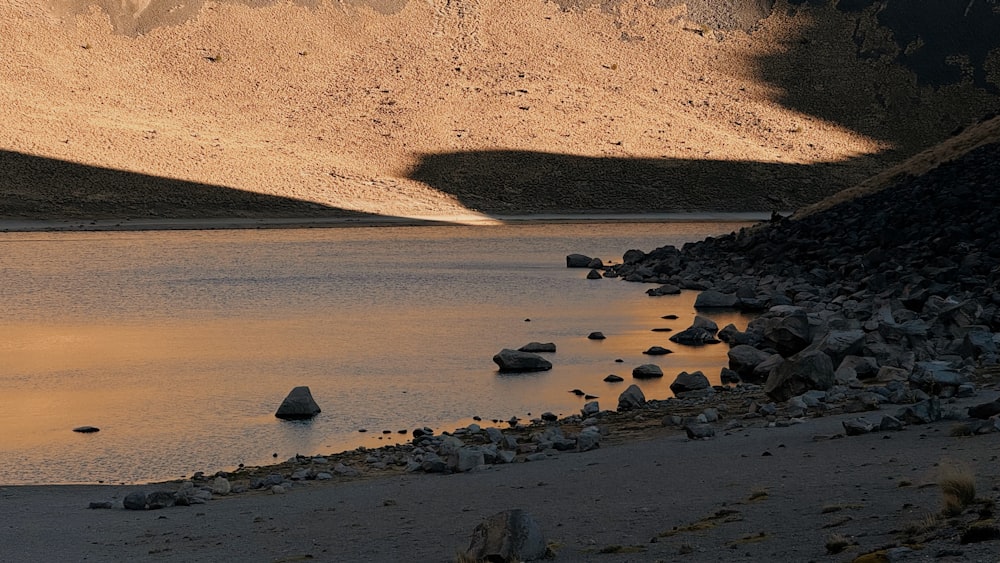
1 0 997 221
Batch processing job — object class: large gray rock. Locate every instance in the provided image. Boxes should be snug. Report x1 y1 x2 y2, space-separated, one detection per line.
577 427 601 452
685 423 716 439
450 446 485 472
691 315 719 333
811 329 865 367
728 344 771 379
566 254 592 268
961 329 997 361
631 364 663 379
646 284 681 296
909 361 966 394
464 509 547 563
694 290 739 308
493 349 553 372
275 386 322 420
838 355 880 380
896 397 942 424
751 354 784 383
617 384 646 411
764 349 835 403
762 310 812 356
669 371 710 395
123 491 148 510
668 327 720 346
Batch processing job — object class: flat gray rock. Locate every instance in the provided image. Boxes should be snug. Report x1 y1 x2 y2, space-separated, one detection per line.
493 349 552 372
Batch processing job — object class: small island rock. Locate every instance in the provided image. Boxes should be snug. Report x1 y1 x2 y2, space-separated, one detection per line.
493 349 553 372
275 386 322 420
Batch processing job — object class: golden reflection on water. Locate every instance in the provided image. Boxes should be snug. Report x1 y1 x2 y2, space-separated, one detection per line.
0 290 752 455
0 222 759 483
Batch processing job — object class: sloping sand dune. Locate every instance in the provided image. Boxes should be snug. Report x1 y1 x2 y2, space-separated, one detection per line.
1 0 997 220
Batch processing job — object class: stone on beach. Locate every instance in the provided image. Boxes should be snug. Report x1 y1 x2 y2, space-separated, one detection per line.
764 350 835 403
275 386 322 420
464 509 547 563
617 384 646 410
73 426 100 433
565 254 592 268
493 349 553 372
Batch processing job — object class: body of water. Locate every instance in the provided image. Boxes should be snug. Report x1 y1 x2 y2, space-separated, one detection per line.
0 221 753 484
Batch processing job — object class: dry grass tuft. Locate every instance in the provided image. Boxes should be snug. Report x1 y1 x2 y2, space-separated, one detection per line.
825 533 851 554
949 423 974 437
939 462 977 516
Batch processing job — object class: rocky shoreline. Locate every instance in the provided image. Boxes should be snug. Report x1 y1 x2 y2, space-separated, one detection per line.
85 141 1000 561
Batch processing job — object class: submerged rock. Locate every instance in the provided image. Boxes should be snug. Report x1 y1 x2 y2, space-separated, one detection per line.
518 342 556 353
617 384 646 410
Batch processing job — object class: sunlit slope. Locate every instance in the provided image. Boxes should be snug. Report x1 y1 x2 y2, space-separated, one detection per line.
1 0 997 219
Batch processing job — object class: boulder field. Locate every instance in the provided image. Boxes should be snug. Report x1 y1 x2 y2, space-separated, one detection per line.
600 135 1000 417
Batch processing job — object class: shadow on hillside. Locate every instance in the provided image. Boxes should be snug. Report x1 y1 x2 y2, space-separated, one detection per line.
408 150 872 214
755 1 1000 153
0 149 381 221
409 1 1000 214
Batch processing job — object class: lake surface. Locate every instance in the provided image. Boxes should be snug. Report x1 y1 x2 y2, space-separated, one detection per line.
0 221 754 484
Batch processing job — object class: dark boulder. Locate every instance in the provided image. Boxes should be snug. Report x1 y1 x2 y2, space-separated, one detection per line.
764 350 834 403
670 371 710 395
632 364 663 379
617 384 646 410
968 398 1000 419
566 254 592 268
647 284 681 296
464 509 547 563
493 349 553 373
275 386 322 420
762 310 812 356
669 327 720 346
727 344 771 379
694 290 739 308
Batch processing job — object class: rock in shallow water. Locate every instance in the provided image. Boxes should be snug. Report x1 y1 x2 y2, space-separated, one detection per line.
631 364 663 379
275 386 322 420
493 349 553 372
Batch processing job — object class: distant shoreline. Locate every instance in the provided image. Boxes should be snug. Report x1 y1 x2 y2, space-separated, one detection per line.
0 212 774 233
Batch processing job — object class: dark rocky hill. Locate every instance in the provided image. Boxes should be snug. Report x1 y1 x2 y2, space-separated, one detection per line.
610 115 1000 406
